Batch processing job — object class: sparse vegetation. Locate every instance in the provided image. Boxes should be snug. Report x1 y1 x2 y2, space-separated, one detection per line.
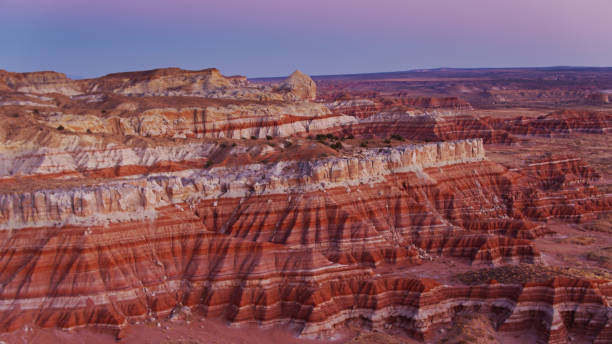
381 98 394 106
330 142 343 150
390 134 404 141
561 236 596 246
454 264 612 285
582 217 612 233
586 247 612 264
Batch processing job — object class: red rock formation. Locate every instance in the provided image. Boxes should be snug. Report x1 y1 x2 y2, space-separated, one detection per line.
327 106 611 145
320 92 472 111
341 112 518 144
0 143 608 339
586 92 610 105
383 96 472 110
490 110 612 136
0 68 610 343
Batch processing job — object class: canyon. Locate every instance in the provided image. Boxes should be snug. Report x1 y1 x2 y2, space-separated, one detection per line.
0 67 610 344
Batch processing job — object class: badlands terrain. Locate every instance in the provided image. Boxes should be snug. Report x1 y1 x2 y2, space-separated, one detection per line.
0 67 610 343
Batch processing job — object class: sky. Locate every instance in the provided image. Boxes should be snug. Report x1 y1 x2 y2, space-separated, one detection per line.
1 0 611 78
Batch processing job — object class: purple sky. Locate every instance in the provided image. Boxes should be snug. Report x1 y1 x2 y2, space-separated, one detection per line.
1 0 611 78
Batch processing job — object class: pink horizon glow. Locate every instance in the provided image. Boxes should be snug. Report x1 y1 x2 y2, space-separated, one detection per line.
1 0 611 77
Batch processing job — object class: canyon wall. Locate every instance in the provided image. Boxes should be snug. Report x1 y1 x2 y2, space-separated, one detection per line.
0 67 610 343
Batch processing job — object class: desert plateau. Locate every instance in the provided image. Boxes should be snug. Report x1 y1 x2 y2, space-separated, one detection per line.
0 66 609 344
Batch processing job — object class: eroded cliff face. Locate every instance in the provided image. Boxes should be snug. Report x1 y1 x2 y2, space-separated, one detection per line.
326 101 612 144
0 67 610 343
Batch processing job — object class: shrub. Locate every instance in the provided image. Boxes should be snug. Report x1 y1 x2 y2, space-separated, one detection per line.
266 135 273 140
57 125 64 131
330 142 343 150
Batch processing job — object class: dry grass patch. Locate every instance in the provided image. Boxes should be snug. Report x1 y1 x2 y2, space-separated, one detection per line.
454 264 611 285
349 331 413 344
438 312 499 344
582 219 612 234
586 247 612 265
561 236 597 246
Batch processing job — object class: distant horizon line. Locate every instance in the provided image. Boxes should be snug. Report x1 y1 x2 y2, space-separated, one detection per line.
252 65 612 81
5 65 612 81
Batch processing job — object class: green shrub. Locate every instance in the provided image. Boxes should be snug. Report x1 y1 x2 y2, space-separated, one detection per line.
330 142 343 150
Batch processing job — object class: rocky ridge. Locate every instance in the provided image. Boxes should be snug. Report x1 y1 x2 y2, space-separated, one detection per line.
0 67 610 343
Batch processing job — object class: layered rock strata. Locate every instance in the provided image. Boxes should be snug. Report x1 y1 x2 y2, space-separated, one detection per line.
0 67 610 343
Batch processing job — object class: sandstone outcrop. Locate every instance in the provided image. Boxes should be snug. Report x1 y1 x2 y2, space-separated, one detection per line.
0 69 82 96
492 110 612 136
587 92 610 104
0 67 610 343
327 103 612 144
278 70 317 101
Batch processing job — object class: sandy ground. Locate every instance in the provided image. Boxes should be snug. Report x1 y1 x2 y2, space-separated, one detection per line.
0 318 342 344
